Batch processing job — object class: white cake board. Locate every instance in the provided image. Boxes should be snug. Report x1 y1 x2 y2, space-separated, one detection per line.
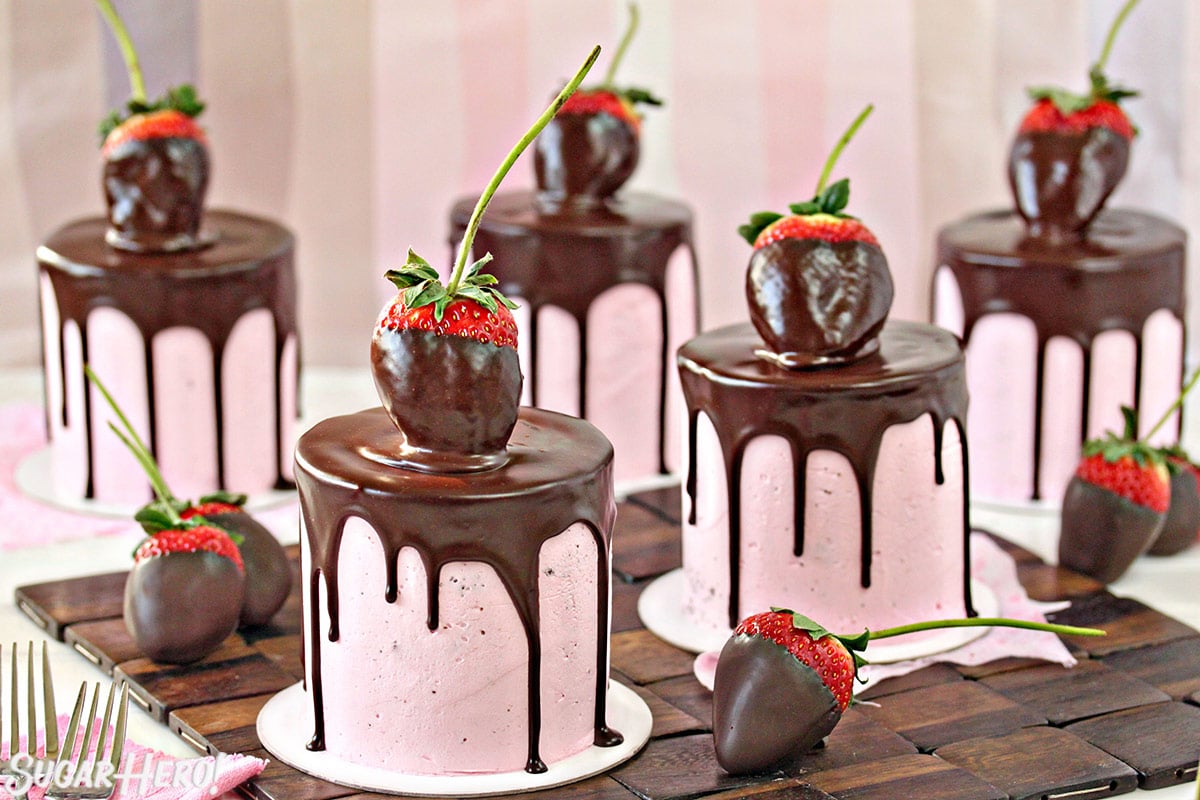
973 494 1061 515
638 568 999 663
257 681 652 797
14 446 295 519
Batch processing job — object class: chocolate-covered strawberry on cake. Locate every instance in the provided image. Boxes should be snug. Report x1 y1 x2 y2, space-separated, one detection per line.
263 49 646 784
36 0 298 505
675 106 973 644
450 3 697 488
933 0 1185 504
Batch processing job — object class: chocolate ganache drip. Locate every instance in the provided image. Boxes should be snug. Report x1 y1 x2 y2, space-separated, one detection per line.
449 190 696 475
38 211 298 498
296 407 621 774
937 208 1185 500
679 321 971 629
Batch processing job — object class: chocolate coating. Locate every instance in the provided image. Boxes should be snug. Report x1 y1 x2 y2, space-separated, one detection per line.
1008 128 1129 242
124 550 243 664
104 136 210 252
38 211 298 498
1148 468 1200 557
370 327 522 472
937 209 1186 500
1058 477 1165 584
746 238 893 368
295 406 620 773
534 112 638 203
712 634 841 775
208 511 292 627
679 320 972 629
448 190 696 475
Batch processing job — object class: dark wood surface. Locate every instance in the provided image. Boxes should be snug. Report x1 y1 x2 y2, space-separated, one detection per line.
12 489 1200 799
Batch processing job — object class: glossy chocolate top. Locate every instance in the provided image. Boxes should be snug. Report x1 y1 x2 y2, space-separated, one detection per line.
296 405 620 772
680 320 970 628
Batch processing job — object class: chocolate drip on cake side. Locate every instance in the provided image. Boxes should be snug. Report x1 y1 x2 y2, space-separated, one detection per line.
938 208 1186 500
449 190 696 475
38 211 297 498
296 408 620 774
679 321 970 630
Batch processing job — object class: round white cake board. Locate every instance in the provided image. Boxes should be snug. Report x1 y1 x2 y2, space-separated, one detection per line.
257 681 652 797
638 568 999 663
14 446 295 519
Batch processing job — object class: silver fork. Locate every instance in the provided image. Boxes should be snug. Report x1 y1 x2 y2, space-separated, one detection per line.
45 682 128 800
0 642 59 800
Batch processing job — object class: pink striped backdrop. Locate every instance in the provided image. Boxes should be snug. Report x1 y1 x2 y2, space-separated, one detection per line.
2 0 1197 369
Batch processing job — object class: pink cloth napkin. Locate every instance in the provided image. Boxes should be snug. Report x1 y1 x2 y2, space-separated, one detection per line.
0 402 298 552
1 715 266 799
693 531 1076 690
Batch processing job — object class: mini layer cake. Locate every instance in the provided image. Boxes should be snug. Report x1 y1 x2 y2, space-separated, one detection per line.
934 209 1184 503
932 8 1184 504
449 191 697 487
677 106 972 639
39 212 297 504
296 406 619 774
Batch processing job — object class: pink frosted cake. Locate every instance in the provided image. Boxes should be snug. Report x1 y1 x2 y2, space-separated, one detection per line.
448 191 697 487
295 406 621 775
37 211 298 503
678 320 972 636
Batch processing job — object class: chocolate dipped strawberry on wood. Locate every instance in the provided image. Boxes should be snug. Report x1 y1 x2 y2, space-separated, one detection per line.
1008 0 1141 242
533 3 661 207
372 47 602 473
713 609 1104 775
87 366 291 634
738 105 893 369
96 0 209 252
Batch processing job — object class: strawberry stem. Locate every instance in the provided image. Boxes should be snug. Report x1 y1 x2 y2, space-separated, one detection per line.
1093 0 1140 76
94 0 147 104
447 45 601 296
83 365 179 515
1142 365 1200 443
602 3 639 88
814 104 873 196
865 617 1105 641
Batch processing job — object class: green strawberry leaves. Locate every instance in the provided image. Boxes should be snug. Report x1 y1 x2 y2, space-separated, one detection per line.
98 83 206 143
738 179 855 245
384 249 517 323
1081 406 1163 469
198 489 249 508
620 86 664 107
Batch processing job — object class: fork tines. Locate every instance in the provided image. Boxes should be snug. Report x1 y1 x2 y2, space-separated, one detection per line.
0 641 59 762
47 682 128 800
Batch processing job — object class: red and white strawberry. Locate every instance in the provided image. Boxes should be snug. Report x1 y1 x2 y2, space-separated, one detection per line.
371 47 601 473
1059 405 1169 583
738 105 893 368
534 4 662 205
134 525 244 571
713 608 1105 775
96 0 209 251
87 365 293 633
1008 0 1140 241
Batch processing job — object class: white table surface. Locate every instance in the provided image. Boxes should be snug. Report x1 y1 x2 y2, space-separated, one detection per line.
1 367 1198 798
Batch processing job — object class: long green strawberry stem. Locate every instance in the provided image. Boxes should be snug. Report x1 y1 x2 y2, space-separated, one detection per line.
865 617 1105 641
95 0 147 104
84 365 179 517
602 3 639 88
1094 0 1140 75
815 104 873 196
447 45 600 295
1141 365 1200 443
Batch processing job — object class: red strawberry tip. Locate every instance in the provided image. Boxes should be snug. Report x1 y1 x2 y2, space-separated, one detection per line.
133 524 245 572
99 84 206 147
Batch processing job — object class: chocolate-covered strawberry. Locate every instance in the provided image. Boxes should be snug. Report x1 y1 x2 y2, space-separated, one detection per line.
1152 449 1200 556
738 104 892 368
713 608 1104 775
86 366 291 628
96 0 209 252
125 522 245 664
534 3 661 205
1008 0 1140 241
372 46 600 472
1059 407 1168 584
